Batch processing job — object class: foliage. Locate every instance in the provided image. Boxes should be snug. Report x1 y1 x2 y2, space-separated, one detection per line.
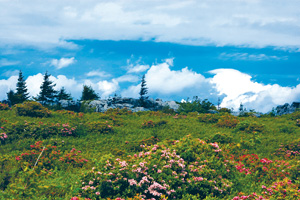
0 103 10 110
139 74 148 101
178 99 216 114
35 71 58 105
235 120 265 133
216 114 239 128
85 121 114 134
15 70 30 103
141 120 168 128
198 113 220 123
6 90 18 106
81 85 99 101
15 101 51 118
57 87 73 101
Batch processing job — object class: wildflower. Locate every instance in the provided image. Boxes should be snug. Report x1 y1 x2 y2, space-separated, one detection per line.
95 192 100 195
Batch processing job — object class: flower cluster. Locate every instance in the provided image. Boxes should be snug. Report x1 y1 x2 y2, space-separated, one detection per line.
77 136 234 199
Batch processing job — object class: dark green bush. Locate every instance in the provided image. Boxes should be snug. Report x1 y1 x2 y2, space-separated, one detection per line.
15 101 51 118
235 120 265 133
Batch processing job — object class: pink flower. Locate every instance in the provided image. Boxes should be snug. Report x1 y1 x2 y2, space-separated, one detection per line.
157 169 162 173
70 197 80 200
15 156 21 161
95 192 100 195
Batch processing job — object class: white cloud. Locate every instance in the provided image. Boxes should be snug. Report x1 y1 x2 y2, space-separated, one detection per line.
127 64 150 73
219 53 288 61
51 57 75 69
0 59 20 67
122 60 213 98
0 0 299 48
1 70 19 77
115 75 139 82
0 76 18 100
85 70 111 78
97 79 119 97
209 69 300 112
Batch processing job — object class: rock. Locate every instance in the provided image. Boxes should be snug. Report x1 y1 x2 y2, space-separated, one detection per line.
276 102 300 115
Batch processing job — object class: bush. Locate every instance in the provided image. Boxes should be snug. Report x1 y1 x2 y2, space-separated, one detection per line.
15 101 51 118
198 114 220 123
0 103 10 110
85 121 114 134
178 99 216 114
235 121 264 133
209 132 233 144
76 136 235 199
141 120 168 128
216 114 239 128
274 138 300 159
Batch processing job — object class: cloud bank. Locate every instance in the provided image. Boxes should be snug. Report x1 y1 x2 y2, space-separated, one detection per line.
1 60 300 113
0 0 299 49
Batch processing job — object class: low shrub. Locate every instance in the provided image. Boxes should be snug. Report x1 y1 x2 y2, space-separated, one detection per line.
0 103 10 110
273 138 300 159
198 114 220 123
76 136 235 199
15 141 88 171
15 101 51 118
235 120 264 133
209 132 233 144
216 114 239 128
141 120 168 128
85 121 114 134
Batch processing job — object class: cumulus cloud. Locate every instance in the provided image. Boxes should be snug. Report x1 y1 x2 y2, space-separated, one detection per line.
122 60 214 99
0 76 18 100
51 57 75 69
0 0 299 48
209 69 300 113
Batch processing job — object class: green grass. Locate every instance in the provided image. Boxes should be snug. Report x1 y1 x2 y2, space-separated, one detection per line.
1 108 300 199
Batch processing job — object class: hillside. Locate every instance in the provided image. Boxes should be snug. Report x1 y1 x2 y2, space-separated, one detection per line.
1 102 300 199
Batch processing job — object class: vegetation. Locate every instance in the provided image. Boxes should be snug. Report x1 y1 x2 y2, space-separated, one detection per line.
1 103 300 199
35 71 58 105
81 85 99 101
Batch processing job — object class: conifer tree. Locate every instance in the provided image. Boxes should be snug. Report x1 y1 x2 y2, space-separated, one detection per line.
7 90 18 105
15 70 30 103
81 85 99 101
139 74 148 101
57 87 72 101
36 71 57 105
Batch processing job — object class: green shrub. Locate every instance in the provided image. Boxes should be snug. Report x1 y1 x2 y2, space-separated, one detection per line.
15 101 51 118
0 103 10 110
198 114 220 123
235 120 264 133
216 114 239 128
85 121 114 134
141 120 168 128
209 132 233 144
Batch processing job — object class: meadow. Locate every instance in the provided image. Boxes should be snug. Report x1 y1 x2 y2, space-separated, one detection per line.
1 102 300 199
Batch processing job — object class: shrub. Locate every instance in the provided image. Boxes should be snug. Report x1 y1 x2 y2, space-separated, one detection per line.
198 114 220 123
76 136 235 199
216 114 239 128
0 103 10 110
235 121 264 133
15 101 51 118
209 132 233 144
274 138 300 159
141 120 168 128
85 121 114 134
218 108 231 114
15 141 88 171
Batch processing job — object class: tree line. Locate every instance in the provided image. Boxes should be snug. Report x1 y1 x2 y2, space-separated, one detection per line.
5 71 148 106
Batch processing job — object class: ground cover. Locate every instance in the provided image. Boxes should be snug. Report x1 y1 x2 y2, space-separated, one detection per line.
0 103 300 199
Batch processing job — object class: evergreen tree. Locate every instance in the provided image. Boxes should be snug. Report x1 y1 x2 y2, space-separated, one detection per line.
15 70 30 103
36 71 57 105
7 90 18 106
57 87 72 101
81 85 99 101
139 74 148 101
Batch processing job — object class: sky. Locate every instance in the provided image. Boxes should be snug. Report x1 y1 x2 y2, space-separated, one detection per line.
0 0 300 113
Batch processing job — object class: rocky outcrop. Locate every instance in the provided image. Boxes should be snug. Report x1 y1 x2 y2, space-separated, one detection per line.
59 97 179 112
276 102 300 115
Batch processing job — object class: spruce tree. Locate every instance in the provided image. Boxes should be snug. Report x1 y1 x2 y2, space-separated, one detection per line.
81 85 99 101
15 70 30 103
57 87 72 101
36 71 57 105
139 74 148 101
7 90 18 106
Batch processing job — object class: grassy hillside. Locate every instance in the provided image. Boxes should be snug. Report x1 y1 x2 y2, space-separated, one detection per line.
1 102 300 199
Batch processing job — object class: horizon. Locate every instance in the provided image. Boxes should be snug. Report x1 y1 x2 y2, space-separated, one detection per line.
1 1 300 113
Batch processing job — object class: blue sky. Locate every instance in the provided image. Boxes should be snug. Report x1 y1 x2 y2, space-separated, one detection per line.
0 0 300 112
